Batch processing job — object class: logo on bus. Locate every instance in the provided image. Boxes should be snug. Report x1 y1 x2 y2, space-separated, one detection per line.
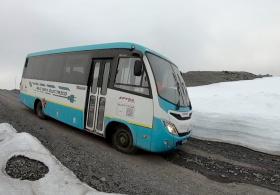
118 96 134 103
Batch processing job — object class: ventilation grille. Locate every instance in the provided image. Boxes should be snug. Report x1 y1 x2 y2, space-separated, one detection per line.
170 112 192 120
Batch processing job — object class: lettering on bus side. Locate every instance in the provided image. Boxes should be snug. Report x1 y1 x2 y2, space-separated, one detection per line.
116 96 135 117
33 83 77 103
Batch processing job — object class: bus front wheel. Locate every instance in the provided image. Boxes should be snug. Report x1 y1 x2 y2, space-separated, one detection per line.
35 101 46 119
112 126 137 154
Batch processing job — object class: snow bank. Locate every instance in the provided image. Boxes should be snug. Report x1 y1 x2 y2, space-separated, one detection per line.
0 123 116 195
188 77 280 155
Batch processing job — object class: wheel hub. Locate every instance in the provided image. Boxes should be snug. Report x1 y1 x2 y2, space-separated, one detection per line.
118 133 129 147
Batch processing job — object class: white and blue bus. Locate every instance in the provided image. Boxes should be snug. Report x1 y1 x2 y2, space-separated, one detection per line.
20 42 192 153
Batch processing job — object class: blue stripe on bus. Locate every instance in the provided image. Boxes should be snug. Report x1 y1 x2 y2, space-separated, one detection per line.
27 42 171 62
150 117 190 152
104 116 190 153
104 116 152 151
20 92 36 110
20 92 85 130
28 42 147 57
20 93 190 152
44 101 84 129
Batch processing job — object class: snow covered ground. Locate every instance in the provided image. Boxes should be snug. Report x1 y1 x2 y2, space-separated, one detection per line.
0 123 116 195
188 77 280 155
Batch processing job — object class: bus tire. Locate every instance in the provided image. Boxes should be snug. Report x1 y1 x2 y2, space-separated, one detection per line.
35 101 46 119
112 126 138 154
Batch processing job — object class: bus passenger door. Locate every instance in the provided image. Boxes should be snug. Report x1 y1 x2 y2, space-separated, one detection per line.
86 59 111 134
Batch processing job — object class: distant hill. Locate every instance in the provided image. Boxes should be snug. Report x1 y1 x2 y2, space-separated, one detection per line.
182 71 272 87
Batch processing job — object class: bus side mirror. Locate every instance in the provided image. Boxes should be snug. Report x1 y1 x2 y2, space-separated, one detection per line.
134 60 143 76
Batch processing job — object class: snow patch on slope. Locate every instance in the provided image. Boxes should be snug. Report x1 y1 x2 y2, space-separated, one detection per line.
188 77 280 155
0 123 117 195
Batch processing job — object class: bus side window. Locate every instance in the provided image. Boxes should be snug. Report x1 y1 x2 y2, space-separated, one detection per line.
62 54 91 85
114 57 150 96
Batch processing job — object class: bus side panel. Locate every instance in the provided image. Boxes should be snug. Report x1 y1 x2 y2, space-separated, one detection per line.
20 78 37 110
20 92 36 110
104 89 154 151
20 78 87 129
43 101 84 129
104 116 153 151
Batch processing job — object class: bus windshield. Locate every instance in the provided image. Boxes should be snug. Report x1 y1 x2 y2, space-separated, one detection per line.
146 53 191 108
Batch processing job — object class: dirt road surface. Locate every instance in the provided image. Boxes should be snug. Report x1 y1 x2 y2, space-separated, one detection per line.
0 89 279 195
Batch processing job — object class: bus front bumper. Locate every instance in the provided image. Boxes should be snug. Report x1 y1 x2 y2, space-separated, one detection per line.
150 119 192 153
164 132 191 149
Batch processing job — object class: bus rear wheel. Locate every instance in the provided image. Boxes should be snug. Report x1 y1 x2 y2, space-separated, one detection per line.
112 126 137 154
35 101 46 119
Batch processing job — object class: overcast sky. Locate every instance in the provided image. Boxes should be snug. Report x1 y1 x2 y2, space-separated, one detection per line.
0 0 279 89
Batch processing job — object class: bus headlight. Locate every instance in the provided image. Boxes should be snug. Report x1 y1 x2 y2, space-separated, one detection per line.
163 121 178 135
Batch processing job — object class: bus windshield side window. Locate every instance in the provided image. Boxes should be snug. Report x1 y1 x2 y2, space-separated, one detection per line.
114 57 150 96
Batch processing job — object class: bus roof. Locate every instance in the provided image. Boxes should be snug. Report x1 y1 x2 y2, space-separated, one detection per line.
27 42 167 60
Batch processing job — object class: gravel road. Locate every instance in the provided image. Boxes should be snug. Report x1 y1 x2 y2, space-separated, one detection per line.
0 89 279 195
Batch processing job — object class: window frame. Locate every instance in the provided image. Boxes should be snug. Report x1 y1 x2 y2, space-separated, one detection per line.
112 56 152 99
100 60 111 95
62 52 92 85
146 51 190 107
22 58 29 78
23 51 92 85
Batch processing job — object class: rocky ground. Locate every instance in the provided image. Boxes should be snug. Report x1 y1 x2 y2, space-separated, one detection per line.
5 155 49 181
165 139 280 191
0 89 279 194
182 71 272 86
